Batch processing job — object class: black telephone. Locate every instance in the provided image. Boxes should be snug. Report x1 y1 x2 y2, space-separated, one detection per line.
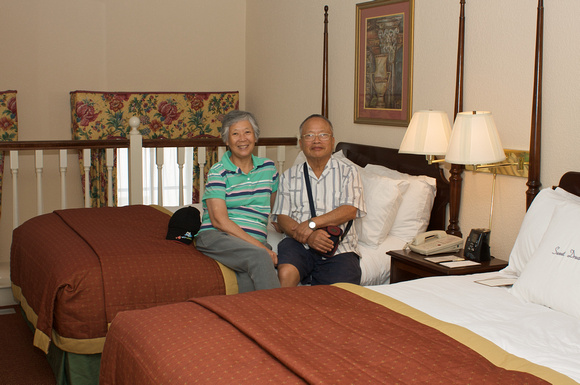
463 228 491 262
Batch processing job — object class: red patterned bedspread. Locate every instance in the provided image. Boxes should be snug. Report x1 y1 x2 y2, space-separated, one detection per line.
99 285 552 385
10 205 227 352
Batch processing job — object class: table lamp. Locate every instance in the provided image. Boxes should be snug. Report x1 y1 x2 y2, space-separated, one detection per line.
399 110 452 164
445 110 506 232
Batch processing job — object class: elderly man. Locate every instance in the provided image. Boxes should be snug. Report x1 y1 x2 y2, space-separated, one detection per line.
272 114 366 286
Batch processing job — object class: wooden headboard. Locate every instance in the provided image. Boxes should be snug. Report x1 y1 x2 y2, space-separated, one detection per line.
558 172 580 197
336 142 449 232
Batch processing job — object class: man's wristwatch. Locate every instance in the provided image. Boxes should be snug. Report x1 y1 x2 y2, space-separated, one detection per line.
308 220 317 230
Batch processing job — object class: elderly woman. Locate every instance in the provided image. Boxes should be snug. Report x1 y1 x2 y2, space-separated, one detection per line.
195 110 280 293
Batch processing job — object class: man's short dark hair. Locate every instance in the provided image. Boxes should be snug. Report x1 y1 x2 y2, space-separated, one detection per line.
299 114 333 136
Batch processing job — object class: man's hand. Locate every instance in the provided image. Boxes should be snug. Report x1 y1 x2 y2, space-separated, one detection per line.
292 220 314 244
307 229 334 254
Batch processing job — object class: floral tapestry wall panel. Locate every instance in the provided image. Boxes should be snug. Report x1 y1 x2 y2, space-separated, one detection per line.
0 90 18 218
70 91 239 207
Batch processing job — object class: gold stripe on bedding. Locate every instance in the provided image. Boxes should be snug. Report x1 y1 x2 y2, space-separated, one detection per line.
336 283 576 385
12 247 237 355
12 284 105 355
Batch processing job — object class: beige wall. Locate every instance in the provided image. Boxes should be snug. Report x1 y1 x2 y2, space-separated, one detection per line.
1 0 579 264
0 0 246 262
246 0 580 261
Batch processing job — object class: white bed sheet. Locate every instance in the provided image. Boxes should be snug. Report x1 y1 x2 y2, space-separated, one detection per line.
368 272 580 383
169 204 402 287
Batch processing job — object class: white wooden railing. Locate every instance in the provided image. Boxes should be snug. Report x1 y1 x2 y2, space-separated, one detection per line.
0 117 297 229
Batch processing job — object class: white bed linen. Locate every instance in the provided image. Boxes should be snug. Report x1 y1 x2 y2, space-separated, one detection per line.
368 272 580 383
168 204 403 286
357 235 404 285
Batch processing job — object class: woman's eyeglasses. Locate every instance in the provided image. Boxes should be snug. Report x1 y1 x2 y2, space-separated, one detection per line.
301 133 333 142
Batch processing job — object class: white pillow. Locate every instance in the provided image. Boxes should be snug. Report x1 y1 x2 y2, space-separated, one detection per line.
332 149 360 169
504 187 580 276
510 203 580 319
292 150 307 166
364 164 436 242
355 168 409 247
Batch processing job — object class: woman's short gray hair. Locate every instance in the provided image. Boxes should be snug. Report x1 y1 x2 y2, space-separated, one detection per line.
219 110 260 144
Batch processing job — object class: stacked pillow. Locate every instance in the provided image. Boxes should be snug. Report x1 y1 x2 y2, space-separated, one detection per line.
363 164 436 243
504 187 580 276
351 164 409 247
509 187 580 319
331 151 437 247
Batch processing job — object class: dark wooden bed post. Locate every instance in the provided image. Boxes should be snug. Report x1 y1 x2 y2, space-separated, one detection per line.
526 0 543 210
322 5 329 118
447 0 466 237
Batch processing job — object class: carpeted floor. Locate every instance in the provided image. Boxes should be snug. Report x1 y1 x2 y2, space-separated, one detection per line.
0 305 56 385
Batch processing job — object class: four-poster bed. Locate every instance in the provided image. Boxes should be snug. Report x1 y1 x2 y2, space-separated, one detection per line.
447 0 466 237
5 5 452 384
4 0 573 383
99 2 580 384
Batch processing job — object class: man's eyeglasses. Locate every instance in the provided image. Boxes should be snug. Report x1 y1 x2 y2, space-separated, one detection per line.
301 133 333 142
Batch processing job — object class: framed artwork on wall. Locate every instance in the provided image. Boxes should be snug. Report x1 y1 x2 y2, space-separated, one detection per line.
354 0 414 126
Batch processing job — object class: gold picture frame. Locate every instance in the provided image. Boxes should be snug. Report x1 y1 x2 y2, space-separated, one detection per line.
354 0 414 126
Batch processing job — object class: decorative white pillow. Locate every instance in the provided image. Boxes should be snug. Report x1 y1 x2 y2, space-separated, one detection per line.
292 150 307 166
332 149 360 169
504 187 580 276
355 168 409 247
364 164 437 242
510 203 580 319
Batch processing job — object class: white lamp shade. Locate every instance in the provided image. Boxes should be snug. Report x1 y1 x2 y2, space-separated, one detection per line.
399 110 452 155
445 111 506 165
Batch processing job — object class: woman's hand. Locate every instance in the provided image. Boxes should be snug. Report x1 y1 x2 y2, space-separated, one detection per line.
267 249 278 266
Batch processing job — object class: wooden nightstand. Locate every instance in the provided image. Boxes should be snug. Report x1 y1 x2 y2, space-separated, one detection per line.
388 249 508 284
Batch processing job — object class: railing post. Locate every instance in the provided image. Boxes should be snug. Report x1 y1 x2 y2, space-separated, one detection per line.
35 150 43 215
83 149 91 208
177 147 185 206
106 148 114 207
156 147 164 206
258 146 266 158
277 145 286 173
197 148 207 200
10 151 19 229
59 149 68 209
218 147 226 160
128 116 143 205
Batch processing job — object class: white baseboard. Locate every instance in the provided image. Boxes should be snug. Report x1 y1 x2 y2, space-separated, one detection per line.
0 287 17 307
0 262 16 307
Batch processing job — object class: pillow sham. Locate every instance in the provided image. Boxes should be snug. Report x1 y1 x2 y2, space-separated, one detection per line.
510 203 580 319
364 164 436 242
332 149 360 169
504 187 580 276
355 168 409 247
